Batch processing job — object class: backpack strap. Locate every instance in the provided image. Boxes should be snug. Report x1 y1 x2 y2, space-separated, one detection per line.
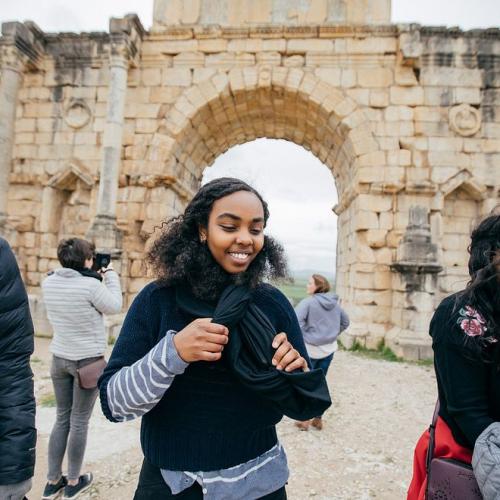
425 400 440 474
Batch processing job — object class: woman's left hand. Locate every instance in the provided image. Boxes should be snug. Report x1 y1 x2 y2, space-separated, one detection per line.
272 332 308 372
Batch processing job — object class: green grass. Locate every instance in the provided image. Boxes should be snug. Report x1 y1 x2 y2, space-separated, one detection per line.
275 279 308 306
348 339 402 362
39 393 56 407
347 339 433 366
415 357 434 367
34 331 53 339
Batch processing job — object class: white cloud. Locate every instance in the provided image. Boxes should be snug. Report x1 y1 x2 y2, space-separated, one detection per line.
392 0 499 29
0 0 153 32
1 0 495 32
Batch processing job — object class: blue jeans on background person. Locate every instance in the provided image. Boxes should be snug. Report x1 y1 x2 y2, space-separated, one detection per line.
309 353 334 418
310 353 334 377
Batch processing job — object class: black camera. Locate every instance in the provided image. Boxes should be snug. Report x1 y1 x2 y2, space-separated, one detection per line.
92 252 111 271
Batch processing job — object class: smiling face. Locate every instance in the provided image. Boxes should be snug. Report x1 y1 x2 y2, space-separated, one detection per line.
200 190 266 274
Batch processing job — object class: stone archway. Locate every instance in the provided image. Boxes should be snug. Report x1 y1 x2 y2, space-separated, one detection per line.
147 66 386 343
4 3 499 357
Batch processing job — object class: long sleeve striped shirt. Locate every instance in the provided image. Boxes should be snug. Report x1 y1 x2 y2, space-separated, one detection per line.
107 331 289 499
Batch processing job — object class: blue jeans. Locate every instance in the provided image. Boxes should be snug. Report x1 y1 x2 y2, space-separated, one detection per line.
309 353 334 417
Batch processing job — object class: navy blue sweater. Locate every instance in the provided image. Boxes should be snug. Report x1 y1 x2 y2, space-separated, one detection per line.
99 281 309 471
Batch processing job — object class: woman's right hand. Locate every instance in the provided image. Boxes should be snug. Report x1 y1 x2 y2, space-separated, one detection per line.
173 318 229 363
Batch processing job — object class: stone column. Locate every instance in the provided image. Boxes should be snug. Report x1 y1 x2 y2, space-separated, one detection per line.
0 48 22 230
87 15 144 252
0 25 26 232
388 206 442 360
0 22 43 235
86 48 127 250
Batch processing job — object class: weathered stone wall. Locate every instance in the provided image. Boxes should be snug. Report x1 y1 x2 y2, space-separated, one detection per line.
152 0 392 28
1 7 499 357
3 30 112 288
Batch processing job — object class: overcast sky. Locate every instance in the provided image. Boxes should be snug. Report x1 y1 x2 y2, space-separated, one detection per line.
1 1 497 273
1 1 498 32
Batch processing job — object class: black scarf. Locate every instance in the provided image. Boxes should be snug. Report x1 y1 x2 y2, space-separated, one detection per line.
176 285 332 420
76 267 102 281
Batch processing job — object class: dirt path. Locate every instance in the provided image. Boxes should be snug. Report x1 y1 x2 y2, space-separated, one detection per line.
31 338 436 499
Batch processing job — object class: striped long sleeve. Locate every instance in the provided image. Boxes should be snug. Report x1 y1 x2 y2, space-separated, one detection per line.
106 331 188 421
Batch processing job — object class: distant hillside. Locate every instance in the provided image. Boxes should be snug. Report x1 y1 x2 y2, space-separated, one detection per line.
274 269 336 306
275 279 308 306
290 269 335 282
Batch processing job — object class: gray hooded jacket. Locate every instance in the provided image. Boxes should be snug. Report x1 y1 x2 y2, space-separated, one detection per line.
294 293 350 346
472 422 500 500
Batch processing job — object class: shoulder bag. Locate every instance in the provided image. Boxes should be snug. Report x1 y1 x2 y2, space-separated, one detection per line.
76 357 107 390
426 401 482 499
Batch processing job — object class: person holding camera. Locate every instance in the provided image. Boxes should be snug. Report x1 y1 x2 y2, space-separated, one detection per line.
41 238 122 500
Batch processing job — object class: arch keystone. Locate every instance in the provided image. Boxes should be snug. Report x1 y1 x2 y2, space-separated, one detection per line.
228 68 245 93
271 66 288 88
211 73 230 95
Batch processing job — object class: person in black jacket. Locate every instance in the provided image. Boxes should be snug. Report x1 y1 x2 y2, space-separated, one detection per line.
408 214 500 499
0 237 36 499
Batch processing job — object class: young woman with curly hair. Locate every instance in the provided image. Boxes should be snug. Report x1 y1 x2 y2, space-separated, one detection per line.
408 213 500 499
99 177 330 499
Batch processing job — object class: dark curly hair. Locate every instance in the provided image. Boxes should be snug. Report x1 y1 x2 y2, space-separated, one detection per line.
456 214 500 352
148 177 289 301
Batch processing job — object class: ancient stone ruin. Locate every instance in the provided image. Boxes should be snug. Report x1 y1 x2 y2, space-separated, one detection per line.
0 0 499 358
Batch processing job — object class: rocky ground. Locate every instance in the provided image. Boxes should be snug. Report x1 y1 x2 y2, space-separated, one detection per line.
30 337 436 499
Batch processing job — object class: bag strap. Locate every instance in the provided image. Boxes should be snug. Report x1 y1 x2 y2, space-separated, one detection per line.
77 355 105 369
425 400 440 474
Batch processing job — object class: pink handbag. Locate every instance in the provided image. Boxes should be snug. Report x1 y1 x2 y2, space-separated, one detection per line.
76 357 107 390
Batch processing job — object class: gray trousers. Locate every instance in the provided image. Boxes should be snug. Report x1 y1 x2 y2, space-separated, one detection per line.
47 356 99 482
0 478 32 500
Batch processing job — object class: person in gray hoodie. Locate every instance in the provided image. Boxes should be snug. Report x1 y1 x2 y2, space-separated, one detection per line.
294 274 349 430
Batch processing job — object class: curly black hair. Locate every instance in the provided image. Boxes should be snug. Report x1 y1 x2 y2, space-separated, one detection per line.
456 214 500 351
148 177 289 301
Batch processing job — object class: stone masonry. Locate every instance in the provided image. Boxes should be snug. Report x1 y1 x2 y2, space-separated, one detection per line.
0 0 499 358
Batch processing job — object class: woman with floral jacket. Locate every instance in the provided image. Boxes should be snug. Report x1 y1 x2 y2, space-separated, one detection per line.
408 213 500 499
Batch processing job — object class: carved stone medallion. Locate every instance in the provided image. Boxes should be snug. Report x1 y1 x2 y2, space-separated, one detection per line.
449 104 481 137
64 99 92 129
